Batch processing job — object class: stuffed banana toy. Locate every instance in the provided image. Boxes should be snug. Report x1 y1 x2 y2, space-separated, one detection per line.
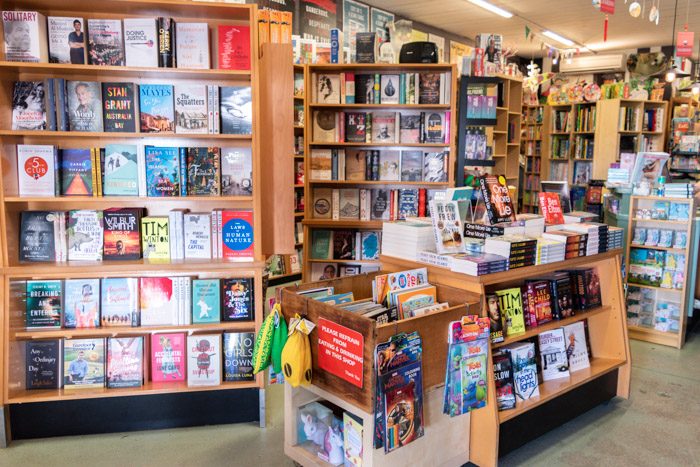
281 313 315 387
252 304 287 374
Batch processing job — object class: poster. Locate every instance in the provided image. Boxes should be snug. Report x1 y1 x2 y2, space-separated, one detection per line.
343 0 369 55
450 40 472 75
370 7 394 44
428 33 445 63
410 28 428 42
299 0 338 44
677 31 694 58
317 318 364 388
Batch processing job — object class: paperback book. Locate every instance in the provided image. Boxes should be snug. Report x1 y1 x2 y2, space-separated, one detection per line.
67 209 103 261
186 147 220 195
221 147 253 196
151 333 186 382
12 81 47 130
63 338 105 389
496 288 526 336
220 86 253 135
563 321 590 372
17 144 56 196
2 11 48 62
222 278 254 321
103 207 142 259
175 85 208 134
139 84 174 133
26 280 62 329
107 336 144 388
184 213 212 260
221 210 254 260
101 277 139 327
504 342 540 400
103 144 139 196
87 19 124 66
175 22 210 69
140 277 176 325
67 81 103 132
26 340 61 389
101 82 136 132
479 175 516 224
123 17 158 67
192 279 221 324
19 211 61 262
187 334 222 386
60 148 93 196
223 332 255 382
63 278 100 328
145 146 180 197
141 216 170 260
538 329 570 381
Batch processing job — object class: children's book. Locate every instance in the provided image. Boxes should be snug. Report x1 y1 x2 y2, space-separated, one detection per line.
151 333 186 382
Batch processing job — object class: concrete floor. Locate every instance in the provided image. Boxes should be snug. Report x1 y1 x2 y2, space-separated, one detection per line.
0 332 698 467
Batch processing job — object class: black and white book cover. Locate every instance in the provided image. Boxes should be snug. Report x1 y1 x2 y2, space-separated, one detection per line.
67 81 103 132
20 211 60 262
87 18 125 66
12 81 46 130
48 16 86 64
220 86 252 135
175 85 208 134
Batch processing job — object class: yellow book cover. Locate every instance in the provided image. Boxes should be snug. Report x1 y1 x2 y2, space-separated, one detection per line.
280 12 292 44
269 10 281 44
496 287 526 336
257 8 269 46
141 216 170 260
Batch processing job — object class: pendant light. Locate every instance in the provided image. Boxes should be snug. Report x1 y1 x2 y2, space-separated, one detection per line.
665 0 682 82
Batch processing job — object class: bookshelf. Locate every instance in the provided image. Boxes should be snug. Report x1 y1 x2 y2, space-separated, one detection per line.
0 0 274 441
303 63 458 281
624 195 696 349
520 103 543 213
665 96 699 151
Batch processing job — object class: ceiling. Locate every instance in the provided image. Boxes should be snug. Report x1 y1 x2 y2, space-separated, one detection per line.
362 0 700 58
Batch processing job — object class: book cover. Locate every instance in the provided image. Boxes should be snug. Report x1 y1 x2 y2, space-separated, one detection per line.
151 333 186 382
479 175 516 224
400 150 423 182
12 81 47 130
101 277 139 327
123 17 158 67
67 80 103 132
315 73 341 104
139 84 174 133
101 82 136 133
380 74 399 104
563 321 590 372
221 147 253 196
222 278 254 321
371 188 390 220
371 112 397 143
175 85 208 134
63 279 100 329
87 18 124 66
67 209 103 261
175 22 209 69
313 110 338 142
310 230 332 259
17 144 56 196
423 152 448 182
344 149 367 180
26 280 62 329
486 293 505 344
141 216 170 260
310 149 332 181
418 73 440 104
26 340 61 389
400 111 422 144
398 188 419 220
107 336 144 388
312 188 333 219
60 148 93 196
377 150 400 181
538 192 565 224
339 189 360 220
145 146 180 197
184 213 212 259
103 144 139 196
361 231 380 260
2 11 48 62
187 334 222 386
504 342 540 400
332 230 355 260
221 210 254 260
583 268 602 308
187 147 220 195
496 288 526 336
223 332 255 382
344 112 367 142
538 329 570 381
220 86 252 135
355 32 376 63
140 277 176 325
528 280 553 325
192 279 221 324
216 25 250 70
103 207 142 259
343 411 363 467
422 112 445 144
492 351 516 410
19 211 60 262
63 338 105 389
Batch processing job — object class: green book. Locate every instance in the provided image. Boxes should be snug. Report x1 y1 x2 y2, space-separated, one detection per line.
103 144 139 196
496 287 526 337
192 279 221 324
311 230 332 259
26 280 62 329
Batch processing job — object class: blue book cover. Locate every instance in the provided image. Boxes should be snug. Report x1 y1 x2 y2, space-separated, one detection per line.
361 231 380 260
330 28 341 64
60 148 93 196
192 279 221 324
145 146 180 197
64 278 100 328
398 188 419 220
223 332 254 382
138 84 174 133
103 144 139 196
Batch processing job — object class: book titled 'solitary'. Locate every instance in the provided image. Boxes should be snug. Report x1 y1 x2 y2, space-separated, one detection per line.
107 336 144 388
222 278 253 321
479 174 516 225
2 11 49 62
67 209 104 261
101 277 139 327
192 279 220 324
60 148 93 196
20 211 61 262
17 144 57 197
175 85 208 134
141 216 170 260
187 334 222 386
187 147 220 195
67 80 103 132
12 81 47 130
102 82 136 132
48 16 86 64
123 17 157 67
87 19 124 66
139 84 174 133
26 340 62 389
220 86 252 135
103 144 139 196
63 338 105 389
221 210 254 260
103 207 142 260
145 146 180 196
64 278 100 328
26 280 62 329
175 22 209 69
223 332 254 382
151 333 186 382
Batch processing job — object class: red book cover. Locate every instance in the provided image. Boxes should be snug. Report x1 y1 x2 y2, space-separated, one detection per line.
418 188 426 217
532 280 553 324
538 192 565 224
389 189 395 221
586 186 603 204
221 210 254 260
150 332 186 382
217 25 251 70
522 283 537 328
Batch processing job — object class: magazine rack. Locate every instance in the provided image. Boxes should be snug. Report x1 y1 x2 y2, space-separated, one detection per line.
279 272 480 466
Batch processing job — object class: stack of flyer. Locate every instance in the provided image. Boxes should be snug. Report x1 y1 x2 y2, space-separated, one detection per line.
382 221 435 261
535 238 566 264
607 226 624 250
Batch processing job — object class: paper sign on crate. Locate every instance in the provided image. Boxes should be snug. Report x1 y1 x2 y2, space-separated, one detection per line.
317 318 364 388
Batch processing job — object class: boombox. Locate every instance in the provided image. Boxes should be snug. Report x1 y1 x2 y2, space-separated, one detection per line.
399 41 439 64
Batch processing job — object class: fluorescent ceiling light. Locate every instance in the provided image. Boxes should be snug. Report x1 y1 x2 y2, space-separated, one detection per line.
542 30 575 47
468 0 513 18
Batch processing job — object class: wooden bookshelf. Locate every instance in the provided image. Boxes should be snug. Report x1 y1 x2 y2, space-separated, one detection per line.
520 103 543 213
303 63 458 281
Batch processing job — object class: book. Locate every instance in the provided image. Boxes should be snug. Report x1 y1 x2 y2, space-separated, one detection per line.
26 340 62 389
60 148 93 196
422 111 446 144
192 279 221 324
220 86 253 134
313 188 333 219
184 213 212 260
315 73 341 104
310 230 332 259
423 152 448 182
313 110 338 142
419 73 440 104
26 280 62 329
151 333 186 382
344 149 367 180
538 192 565 224
479 175 516 224
123 17 158 67
63 338 105 388
496 288 526 336
310 149 332 181
400 150 423 181
19 211 61 262
101 82 136 132
103 208 142 259
486 294 505 344
175 22 210 69
400 111 422 144
67 81 103 131
17 144 57 196
67 210 103 261
526 280 553 325
538 328 570 381
371 188 390 220
140 277 176 325
186 147 220 195
503 342 540 400
428 199 465 254
343 411 363 467
223 332 255 382
187 334 221 386
333 230 355 260
107 336 143 388
492 351 516 410
175 85 208 134
216 25 251 70
339 189 360 220
371 112 397 143
157 17 175 67
103 144 139 196
355 32 376 63
222 278 254 321
380 74 400 104
221 210 254 260
101 277 139 327
2 11 48 62
141 216 170 260
87 19 124 66
12 81 47 130
139 84 174 133
345 112 367 143
145 146 180 196
361 231 380 260
378 150 400 181
563 321 590 372
221 147 253 196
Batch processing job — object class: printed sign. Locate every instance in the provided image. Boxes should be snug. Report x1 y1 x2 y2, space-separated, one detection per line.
677 31 694 57
600 0 615 14
317 317 364 388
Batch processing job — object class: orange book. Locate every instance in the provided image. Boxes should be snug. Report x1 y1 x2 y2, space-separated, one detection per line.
257 9 270 46
280 11 293 44
394 285 437 319
269 10 281 44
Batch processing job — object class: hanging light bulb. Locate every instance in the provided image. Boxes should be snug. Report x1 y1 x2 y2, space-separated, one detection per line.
692 84 700 95
552 56 558 65
666 69 677 82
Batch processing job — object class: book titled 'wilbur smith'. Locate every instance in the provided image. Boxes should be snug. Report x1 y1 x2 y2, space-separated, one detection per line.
139 84 174 133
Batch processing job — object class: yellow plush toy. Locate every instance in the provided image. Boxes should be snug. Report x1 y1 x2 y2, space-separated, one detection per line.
281 313 314 387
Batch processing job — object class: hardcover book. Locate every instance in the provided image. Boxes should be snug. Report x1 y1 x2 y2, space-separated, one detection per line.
428 200 464 254
563 321 590 372
400 150 423 181
332 230 355 260
538 328 570 381
2 11 48 62
371 112 397 143
310 149 332 181
339 188 360 220
139 84 174 133
526 280 553 325
123 17 158 67
192 279 221 324
312 188 332 219
141 216 170 260
157 17 175 67
12 81 47 130
344 149 367 180
492 350 516 410
140 277 176 325
216 25 250 70
26 340 61 389
107 336 144 388
101 82 136 132
371 188 390 220
538 192 565 224
26 280 62 329
67 210 103 261
222 278 253 321
151 333 186 382
361 231 380 260
145 146 180 196
187 334 221 386
496 288 526 336
344 112 367 142
103 144 139 196
400 111 422 144
17 144 56 196
64 338 105 389
221 147 253 196
184 213 212 260
67 80 103 132
380 75 399 104
175 85 208 134
315 73 341 104
422 112 446 144
313 110 338 143
60 148 93 196
418 73 440 104
423 152 448 182
87 19 124 66
101 277 139 327
354 74 374 104
187 147 220 195
354 32 376 63
220 86 252 135
479 175 516 224
48 17 85 64
223 332 255 382
310 230 332 259
64 278 100 328
20 211 61 262
379 150 400 181
221 210 254 260
504 342 540 400
175 22 210 69
103 207 142 260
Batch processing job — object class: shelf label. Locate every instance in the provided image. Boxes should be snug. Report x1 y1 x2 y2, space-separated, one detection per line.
317 318 364 388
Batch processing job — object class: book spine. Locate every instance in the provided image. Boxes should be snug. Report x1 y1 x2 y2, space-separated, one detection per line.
345 72 355 104
98 148 105 196
339 72 345 103
444 111 451 144
420 112 425 143
339 111 345 142
371 150 379 181
373 74 380 104
90 148 98 198
389 189 395 221
207 85 214 134
211 211 218 259
418 188 426 217
45 78 56 131
399 74 405 105
332 189 340 220
137 145 147 197
213 85 220 134
168 211 177 260
157 17 175 68
216 210 223 259
338 149 345 181
366 113 372 143
365 151 372 181
179 147 187 196
54 147 61 196
359 189 369 221
331 149 338 180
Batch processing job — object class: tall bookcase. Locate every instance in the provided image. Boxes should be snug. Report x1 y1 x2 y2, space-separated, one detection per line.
521 104 543 212
0 0 270 440
303 64 458 281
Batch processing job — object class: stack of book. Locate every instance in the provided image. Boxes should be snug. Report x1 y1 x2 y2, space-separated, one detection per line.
535 238 566 264
484 235 537 269
541 230 587 259
563 211 598 224
607 226 624 250
558 223 601 256
664 183 693 198
449 252 509 276
381 221 435 261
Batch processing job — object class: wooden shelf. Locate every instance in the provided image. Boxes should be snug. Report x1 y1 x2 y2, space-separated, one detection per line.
303 219 384 229
294 184 304 188
631 218 688 224
6 259 264 275
4 195 254 203
307 63 453 71
14 322 255 340
307 180 449 186
294 212 305 217
307 259 378 264
294 125 305 129
309 103 451 109
309 142 449 147
628 244 686 253
0 130 252 139
498 358 627 423
627 282 682 292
